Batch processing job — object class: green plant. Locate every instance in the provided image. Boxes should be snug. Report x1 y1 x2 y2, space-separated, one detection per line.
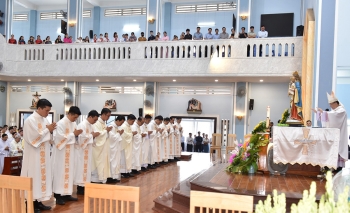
255 190 286 213
280 109 290 124
252 121 267 134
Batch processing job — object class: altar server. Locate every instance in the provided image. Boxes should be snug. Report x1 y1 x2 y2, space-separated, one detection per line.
141 114 152 170
131 117 144 174
120 114 137 177
21 99 56 212
162 118 171 162
318 92 349 169
174 118 183 159
74 110 99 195
168 117 175 161
52 106 82 205
107 115 125 183
0 134 10 174
91 108 112 183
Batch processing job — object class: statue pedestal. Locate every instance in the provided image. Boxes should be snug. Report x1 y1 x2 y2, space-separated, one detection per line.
286 119 303 127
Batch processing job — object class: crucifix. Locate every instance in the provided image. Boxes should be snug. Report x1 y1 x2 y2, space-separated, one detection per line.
294 128 318 155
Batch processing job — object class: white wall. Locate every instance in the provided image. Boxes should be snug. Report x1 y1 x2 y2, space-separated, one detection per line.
248 82 290 132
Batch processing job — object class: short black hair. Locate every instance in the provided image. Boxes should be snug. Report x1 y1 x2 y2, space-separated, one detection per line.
150 30 153 32
145 114 152 119
141 32 144 34
9 126 14 131
186 29 190 32
88 110 99 118
116 115 125 121
177 117 182 120
127 114 136 120
3 125 8 128
170 116 175 120
325 108 330 111
208 28 212 30
215 28 219 31
197 26 200 29
241 27 245 30
101 108 111 115
2 134 7 138
250 26 254 29
37 99 52 109
334 101 340 105
164 117 170 121
68 106 81 116
261 25 265 27
306 120 311 123
277 119 281 123
155 115 163 121
137 117 143 121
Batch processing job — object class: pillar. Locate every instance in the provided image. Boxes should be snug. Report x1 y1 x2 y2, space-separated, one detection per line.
163 2 171 37
236 0 250 35
64 82 78 113
0 0 14 40
67 0 83 40
146 0 160 38
29 10 37 37
234 82 248 142
144 82 156 117
92 6 100 37
0 81 7 125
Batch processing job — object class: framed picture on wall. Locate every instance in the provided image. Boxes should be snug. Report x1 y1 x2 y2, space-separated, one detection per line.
18 110 55 129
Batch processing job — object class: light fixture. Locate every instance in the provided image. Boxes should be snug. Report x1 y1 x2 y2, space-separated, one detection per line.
96 79 99 82
61 79 64 82
27 79 31 82
260 79 264 82
69 22 76 27
215 79 218 82
148 18 155 24
240 15 248 20
237 115 244 120
173 79 176 82
123 24 140 32
198 22 215 27
133 79 137 82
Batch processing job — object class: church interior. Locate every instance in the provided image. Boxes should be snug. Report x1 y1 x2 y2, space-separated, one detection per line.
0 0 350 212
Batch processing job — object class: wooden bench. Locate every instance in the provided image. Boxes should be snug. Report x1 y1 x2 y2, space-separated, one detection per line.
2 156 23 176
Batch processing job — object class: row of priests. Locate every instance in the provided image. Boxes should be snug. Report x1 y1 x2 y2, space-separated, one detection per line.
20 98 183 213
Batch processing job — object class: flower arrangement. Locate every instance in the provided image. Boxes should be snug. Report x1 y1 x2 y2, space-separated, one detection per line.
252 121 267 134
278 109 290 126
255 171 350 213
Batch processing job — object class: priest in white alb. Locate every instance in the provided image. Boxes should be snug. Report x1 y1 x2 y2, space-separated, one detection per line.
52 106 82 205
148 116 158 168
21 99 57 212
141 114 152 170
0 134 10 174
74 110 100 195
131 117 144 174
174 117 183 159
120 114 137 177
107 115 125 182
168 117 175 161
318 92 349 170
162 118 170 162
91 108 112 183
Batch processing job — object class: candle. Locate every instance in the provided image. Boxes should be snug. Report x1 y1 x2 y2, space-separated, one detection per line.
267 106 270 118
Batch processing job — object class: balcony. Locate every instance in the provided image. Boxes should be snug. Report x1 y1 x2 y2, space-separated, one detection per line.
0 36 302 78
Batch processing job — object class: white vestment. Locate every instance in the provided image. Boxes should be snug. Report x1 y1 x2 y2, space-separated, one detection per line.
148 121 159 164
167 123 175 159
326 105 349 162
52 116 77 195
108 123 122 179
21 111 53 201
132 123 142 171
174 122 183 157
74 119 94 186
161 123 169 161
0 140 11 174
155 123 163 162
141 123 150 165
91 118 110 183
10 140 23 156
120 122 133 173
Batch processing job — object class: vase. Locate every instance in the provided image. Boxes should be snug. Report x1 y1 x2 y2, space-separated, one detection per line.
248 165 255 174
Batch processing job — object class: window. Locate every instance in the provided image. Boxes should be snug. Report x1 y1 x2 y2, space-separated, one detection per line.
81 86 143 94
175 3 236 13
40 10 91 20
11 85 63 93
83 10 91 18
160 87 232 95
104 7 147 17
13 14 28 21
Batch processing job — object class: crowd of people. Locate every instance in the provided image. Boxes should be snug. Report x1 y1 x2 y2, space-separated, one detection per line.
6 25 269 44
0 99 184 213
182 131 211 153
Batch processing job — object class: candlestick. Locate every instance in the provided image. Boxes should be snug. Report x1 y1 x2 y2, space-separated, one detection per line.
267 106 270 118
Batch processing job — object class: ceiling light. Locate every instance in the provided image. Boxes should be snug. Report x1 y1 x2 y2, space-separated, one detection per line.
260 79 264 82
61 79 64 81
173 79 176 82
96 79 99 82
133 79 137 82
198 22 215 27
215 79 218 82
28 79 31 81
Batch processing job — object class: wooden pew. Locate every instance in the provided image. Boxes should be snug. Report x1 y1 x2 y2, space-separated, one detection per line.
2 156 23 176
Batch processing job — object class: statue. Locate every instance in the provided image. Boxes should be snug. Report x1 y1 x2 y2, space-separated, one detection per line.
288 71 303 121
103 99 117 111
30 91 41 109
187 98 202 114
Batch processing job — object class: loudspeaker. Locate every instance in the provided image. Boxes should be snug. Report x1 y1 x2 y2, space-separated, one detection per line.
232 14 236 30
296 25 304 36
139 108 143 117
59 114 64 119
61 20 67 35
249 99 254 110
89 30 93 39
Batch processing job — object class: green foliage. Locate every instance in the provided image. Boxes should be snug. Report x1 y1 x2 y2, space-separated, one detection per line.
252 121 267 134
256 190 286 213
280 109 290 124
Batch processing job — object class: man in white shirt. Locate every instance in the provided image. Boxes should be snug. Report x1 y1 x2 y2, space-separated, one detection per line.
186 133 194 152
10 133 23 156
120 114 137 178
0 134 10 174
131 117 144 174
257 25 268 38
107 115 125 182
75 37 83 43
21 99 56 212
74 110 100 195
141 114 152 170
52 106 82 205
7 126 15 142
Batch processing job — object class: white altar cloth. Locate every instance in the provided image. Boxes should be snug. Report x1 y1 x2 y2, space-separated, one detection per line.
273 127 340 169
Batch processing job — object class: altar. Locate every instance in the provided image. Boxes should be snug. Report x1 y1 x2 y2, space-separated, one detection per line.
272 126 340 169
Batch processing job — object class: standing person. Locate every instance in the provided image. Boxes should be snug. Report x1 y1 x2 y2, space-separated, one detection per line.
317 92 349 171
131 117 144 174
148 116 164 166
248 26 256 38
193 135 197 152
138 32 146 41
74 110 100 195
219 27 229 39
239 27 248 38
120 114 137 177
186 133 194 152
107 115 125 182
203 134 210 153
148 30 156 41
193 27 203 40
174 118 183 160
141 114 152 170
257 25 268 38
204 28 213 39
21 99 56 212
167 116 175 162
0 134 10 174
162 118 171 162
195 132 203 152
155 116 164 164
52 106 82 205
181 134 185 151
91 108 113 184
184 29 192 40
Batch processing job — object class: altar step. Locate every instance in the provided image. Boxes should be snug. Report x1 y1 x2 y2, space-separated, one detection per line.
180 152 192 161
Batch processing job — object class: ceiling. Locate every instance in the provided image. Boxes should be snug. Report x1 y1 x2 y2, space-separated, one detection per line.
0 75 289 83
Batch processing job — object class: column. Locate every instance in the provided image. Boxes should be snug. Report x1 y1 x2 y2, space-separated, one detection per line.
0 81 7 125
236 0 250 34
29 10 37 37
146 0 160 38
234 82 248 142
67 0 83 40
64 82 78 113
144 82 156 117
92 6 100 37
163 2 171 37
0 0 14 40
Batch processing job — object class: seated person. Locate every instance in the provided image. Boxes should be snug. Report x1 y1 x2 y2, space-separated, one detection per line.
35 35 43 44
18 36 26 44
8 34 17 44
248 26 256 38
55 35 63 44
239 27 248 38
28 36 35 44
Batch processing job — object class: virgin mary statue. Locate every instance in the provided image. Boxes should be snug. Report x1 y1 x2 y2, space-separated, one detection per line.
288 71 303 121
